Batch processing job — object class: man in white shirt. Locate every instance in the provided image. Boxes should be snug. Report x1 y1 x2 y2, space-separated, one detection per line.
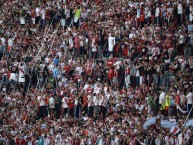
108 33 116 57
40 7 46 29
155 4 161 25
94 82 101 94
186 89 193 114
8 36 15 53
93 94 99 117
177 32 185 55
49 95 55 118
99 93 107 119
0 37 5 45
37 92 47 119
62 96 69 118
87 94 93 117
35 6 41 24
177 1 183 25
159 90 166 106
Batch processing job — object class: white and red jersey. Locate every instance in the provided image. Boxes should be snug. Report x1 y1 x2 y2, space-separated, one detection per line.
60 90 65 97
80 138 86 145
151 46 160 56
40 9 46 19
125 67 130 75
18 64 25 75
86 86 93 94
178 58 186 69
188 57 193 69
64 64 70 71
67 137 74 145
85 62 92 74
108 68 114 79
74 73 81 82
62 97 68 108
0 59 6 65
127 89 133 97
91 36 98 52
76 0 83 4
67 97 74 109
135 88 140 97
35 7 40 17
114 68 118 78
8 37 15 53
106 58 116 67
98 95 105 106
37 95 46 106
166 7 173 18
169 63 177 72
92 134 97 145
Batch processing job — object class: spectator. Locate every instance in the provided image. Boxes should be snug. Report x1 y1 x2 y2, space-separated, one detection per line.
0 0 193 144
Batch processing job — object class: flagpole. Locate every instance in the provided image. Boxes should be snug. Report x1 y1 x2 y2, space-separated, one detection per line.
182 106 193 133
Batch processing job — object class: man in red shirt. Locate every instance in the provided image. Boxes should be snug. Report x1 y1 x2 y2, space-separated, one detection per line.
82 93 88 116
107 66 114 85
106 55 116 67
68 95 74 118
74 71 81 84
74 35 81 57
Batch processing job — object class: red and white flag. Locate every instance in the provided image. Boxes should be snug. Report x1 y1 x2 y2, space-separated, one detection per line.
170 126 180 134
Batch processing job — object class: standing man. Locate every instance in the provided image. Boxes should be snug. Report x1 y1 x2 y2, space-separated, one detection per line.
55 94 62 119
186 89 193 116
37 91 47 119
74 6 81 29
52 65 59 88
108 33 116 57
177 1 183 25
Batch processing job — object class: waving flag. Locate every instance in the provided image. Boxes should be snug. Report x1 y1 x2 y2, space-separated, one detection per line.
170 126 180 134
186 118 193 127
161 120 176 129
143 116 156 129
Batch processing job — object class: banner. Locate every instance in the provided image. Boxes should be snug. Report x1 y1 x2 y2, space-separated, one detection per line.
161 120 176 129
143 116 156 129
185 118 193 127
188 24 193 32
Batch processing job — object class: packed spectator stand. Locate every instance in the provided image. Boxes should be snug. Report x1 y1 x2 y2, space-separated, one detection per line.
0 0 193 144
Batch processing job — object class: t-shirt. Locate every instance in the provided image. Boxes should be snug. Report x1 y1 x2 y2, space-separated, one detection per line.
67 97 74 108
49 97 55 108
62 97 68 108
159 92 166 104
93 95 98 106
108 36 116 51
87 95 93 107
40 9 46 19
83 95 88 106
35 7 40 17
75 8 81 18
38 96 46 106
186 92 193 104
179 35 184 44
177 4 183 14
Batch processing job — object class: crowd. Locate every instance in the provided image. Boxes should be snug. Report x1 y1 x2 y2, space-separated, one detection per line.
0 0 193 144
